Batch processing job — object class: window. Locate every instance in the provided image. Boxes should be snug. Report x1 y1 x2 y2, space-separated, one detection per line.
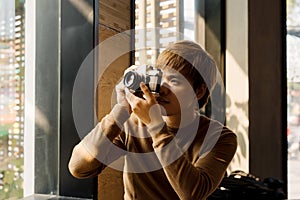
0 1 25 199
134 0 195 65
287 0 300 198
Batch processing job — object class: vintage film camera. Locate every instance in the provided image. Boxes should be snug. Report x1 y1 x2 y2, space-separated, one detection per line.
123 65 162 95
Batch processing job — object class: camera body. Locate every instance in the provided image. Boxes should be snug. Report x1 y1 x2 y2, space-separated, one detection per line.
123 65 162 95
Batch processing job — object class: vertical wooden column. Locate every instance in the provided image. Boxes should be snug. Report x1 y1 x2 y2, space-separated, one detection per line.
248 0 287 190
97 0 132 199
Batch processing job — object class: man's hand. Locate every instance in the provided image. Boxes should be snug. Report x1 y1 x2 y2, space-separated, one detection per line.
115 80 130 109
125 82 163 126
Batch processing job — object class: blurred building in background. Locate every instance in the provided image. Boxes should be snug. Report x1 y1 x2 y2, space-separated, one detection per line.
0 1 25 199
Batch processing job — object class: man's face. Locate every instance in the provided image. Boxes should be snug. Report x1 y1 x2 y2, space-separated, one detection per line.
156 68 199 116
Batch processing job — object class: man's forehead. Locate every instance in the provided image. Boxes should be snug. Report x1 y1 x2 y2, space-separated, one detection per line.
162 68 180 76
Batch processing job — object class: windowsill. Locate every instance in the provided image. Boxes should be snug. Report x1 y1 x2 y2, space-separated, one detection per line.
22 194 92 200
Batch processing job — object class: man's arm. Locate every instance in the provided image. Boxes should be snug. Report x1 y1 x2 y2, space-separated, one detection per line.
151 125 237 200
69 142 104 179
68 104 130 179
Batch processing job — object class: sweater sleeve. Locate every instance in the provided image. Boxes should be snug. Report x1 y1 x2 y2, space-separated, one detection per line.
80 114 127 166
69 105 129 178
150 123 237 200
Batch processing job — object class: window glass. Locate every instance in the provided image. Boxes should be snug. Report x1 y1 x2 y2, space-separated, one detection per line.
287 0 300 198
0 0 25 199
134 0 195 65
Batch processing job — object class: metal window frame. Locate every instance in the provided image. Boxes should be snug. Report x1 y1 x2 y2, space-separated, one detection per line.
24 0 98 198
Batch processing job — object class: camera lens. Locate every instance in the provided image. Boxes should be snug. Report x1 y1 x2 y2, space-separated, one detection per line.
123 71 141 90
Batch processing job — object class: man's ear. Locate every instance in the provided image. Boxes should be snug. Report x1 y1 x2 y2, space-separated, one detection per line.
195 84 207 100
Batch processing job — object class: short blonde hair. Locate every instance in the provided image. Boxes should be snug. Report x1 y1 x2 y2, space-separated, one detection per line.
156 40 217 108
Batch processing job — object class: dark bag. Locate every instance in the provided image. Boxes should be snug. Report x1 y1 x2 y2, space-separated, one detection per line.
208 170 286 200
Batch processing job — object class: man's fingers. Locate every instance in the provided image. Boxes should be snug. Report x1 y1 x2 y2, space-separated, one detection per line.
125 88 141 107
140 82 156 103
125 88 134 102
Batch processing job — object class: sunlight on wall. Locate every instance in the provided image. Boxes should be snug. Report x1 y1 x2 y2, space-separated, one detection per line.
225 0 249 173
226 51 249 173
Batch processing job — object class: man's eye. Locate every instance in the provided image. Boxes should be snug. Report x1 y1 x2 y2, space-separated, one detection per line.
170 79 180 84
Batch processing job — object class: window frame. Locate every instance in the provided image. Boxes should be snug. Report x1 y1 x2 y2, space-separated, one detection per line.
24 0 98 198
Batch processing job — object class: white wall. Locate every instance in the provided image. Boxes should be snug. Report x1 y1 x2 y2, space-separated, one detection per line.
226 0 249 173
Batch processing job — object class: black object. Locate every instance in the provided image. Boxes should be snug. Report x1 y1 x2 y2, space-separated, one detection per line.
123 65 162 95
208 170 286 200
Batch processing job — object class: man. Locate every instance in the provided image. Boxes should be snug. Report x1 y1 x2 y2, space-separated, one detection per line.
69 40 237 200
